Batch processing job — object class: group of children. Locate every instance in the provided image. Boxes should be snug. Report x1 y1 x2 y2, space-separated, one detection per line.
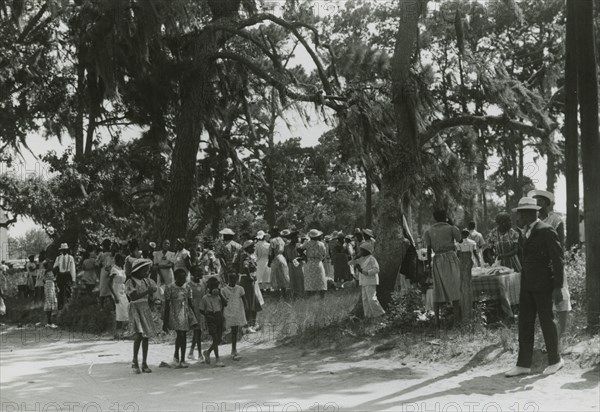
126 259 253 373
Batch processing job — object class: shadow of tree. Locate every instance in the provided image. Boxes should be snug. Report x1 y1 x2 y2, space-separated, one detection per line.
561 365 600 390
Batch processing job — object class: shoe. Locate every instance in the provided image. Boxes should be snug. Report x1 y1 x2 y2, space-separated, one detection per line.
180 361 189 368
247 327 257 334
505 366 531 377
543 359 564 375
188 352 196 360
231 353 240 361
214 359 225 367
132 362 141 374
203 350 210 365
141 363 152 373
174 362 186 369
172 357 179 366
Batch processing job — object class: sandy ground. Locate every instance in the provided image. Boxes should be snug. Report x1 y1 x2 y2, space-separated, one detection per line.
0 325 598 412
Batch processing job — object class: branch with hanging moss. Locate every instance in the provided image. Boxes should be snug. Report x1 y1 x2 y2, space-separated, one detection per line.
420 114 552 142
210 51 346 110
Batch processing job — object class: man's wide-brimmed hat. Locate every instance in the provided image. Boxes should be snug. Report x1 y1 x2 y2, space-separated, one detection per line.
362 228 375 238
243 240 255 250
281 229 292 237
308 229 323 238
256 230 265 239
512 197 542 212
359 242 374 254
219 228 235 236
59 243 69 251
527 189 555 203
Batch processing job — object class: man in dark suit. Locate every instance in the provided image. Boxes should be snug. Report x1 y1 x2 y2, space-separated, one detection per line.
506 197 565 377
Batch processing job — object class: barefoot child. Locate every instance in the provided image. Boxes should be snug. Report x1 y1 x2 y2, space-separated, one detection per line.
189 272 206 362
125 259 157 374
200 277 226 367
222 273 247 361
163 268 197 368
42 260 58 328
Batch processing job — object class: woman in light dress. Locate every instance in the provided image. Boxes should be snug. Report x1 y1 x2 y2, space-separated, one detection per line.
255 231 271 291
109 253 129 339
268 227 289 296
301 229 328 298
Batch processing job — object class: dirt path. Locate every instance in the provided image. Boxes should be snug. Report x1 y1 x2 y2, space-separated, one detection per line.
1 326 598 412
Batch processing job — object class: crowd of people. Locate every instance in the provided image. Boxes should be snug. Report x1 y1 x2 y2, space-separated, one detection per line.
0 187 578 377
0 226 385 372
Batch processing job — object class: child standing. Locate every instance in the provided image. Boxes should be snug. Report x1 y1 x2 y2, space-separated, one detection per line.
125 259 157 374
349 242 385 319
200 277 226 367
222 273 247 361
163 268 197 368
42 261 58 328
188 272 206 362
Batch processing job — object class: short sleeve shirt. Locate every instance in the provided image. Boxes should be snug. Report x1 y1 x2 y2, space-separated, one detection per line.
424 223 461 253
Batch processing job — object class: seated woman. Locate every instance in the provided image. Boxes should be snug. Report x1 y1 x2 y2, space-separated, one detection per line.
485 212 522 272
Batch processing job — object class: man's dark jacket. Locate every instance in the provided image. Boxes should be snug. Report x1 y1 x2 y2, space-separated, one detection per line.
520 221 564 291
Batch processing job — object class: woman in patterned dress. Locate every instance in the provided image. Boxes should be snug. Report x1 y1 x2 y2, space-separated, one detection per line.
302 229 328 298
485 212 522 272
163 268 197 368
423 210 463 327
268 228 289 296
125 259 158 374
42 260 58 328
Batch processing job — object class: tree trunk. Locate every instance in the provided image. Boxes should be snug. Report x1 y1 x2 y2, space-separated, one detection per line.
374 0 424 309
564 0 580 249
365 169 373 228
574 0 600 331
546 150 557 193
161 3 240 242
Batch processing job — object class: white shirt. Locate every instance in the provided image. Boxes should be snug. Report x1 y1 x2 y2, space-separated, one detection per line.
53 253 77 281
523 219 541 240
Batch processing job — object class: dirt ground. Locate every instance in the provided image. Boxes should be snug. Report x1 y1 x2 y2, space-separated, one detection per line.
1 325 598 412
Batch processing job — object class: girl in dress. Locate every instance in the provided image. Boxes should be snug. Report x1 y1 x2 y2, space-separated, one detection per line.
163 268 197 368
108 254 129 340
200 276 227 367
42 260 58 328
222 273 247 361
188 271 206 362
125 259 157 374
34 251 46 301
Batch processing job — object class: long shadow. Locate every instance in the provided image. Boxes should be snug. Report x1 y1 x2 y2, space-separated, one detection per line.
351 343 510 410
561 365 600 391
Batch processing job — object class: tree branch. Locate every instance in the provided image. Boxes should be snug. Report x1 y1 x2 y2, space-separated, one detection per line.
420 114 550 142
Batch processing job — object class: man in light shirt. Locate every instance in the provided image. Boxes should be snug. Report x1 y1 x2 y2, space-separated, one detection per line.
53 243 76 309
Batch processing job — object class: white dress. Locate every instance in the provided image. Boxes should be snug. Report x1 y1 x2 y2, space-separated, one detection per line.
109 267 129 322
255 240 271 286
222 285 247 328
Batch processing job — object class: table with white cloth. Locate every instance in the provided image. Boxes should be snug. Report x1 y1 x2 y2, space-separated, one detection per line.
471 267 520 318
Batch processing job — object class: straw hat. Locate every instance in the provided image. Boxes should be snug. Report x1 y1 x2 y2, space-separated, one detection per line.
527 189 555 203
219 228 235 236
362 228 375 238
359 242 374 254
281 229 292 237
59 243 69 251
256 230 265 240
512 197 542 212
308 229 323 238
243 240 255 250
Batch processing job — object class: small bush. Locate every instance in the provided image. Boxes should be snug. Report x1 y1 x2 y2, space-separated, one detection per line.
388 288 428 329
566 249 586 312
57 293 114 334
